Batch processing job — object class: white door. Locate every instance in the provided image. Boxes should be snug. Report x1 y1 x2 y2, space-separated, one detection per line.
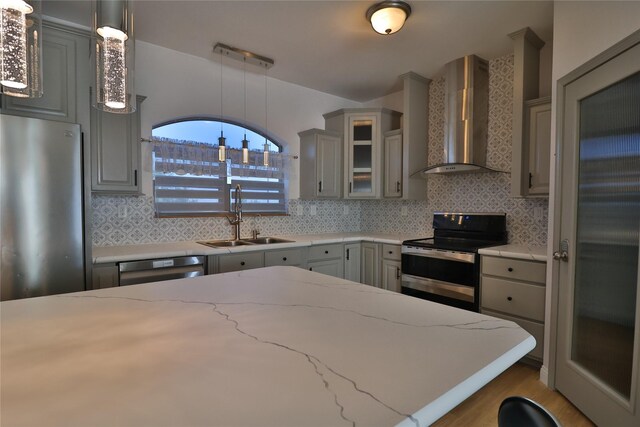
555 41 640 426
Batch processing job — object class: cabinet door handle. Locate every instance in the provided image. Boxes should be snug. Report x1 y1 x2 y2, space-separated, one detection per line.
325 250 329 254
346 249 350 260
134 169 138 186
396 181 401 192
396 267 400 279
309 267 313 271
240 261 245 266
508 267 513 272
318 181 322 193
349 182 352 193
283 257 287 261
529 172 533 189
388 250 393 255
507 296 513 301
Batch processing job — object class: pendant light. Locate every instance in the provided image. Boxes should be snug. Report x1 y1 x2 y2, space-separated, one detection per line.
0 0 42 98
92 0 135 113
366 1 411 35
217 49 226 162
241 57 249 165
262 65 269 167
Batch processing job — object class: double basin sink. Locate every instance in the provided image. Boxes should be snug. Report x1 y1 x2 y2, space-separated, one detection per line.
197 237 294 248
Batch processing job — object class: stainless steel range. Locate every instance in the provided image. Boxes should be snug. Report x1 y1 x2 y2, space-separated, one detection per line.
401 212 507 312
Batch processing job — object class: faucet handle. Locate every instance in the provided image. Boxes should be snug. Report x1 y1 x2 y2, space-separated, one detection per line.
252 229 260 239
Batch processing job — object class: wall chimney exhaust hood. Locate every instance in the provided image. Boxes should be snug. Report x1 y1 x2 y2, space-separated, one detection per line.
416 55 504 175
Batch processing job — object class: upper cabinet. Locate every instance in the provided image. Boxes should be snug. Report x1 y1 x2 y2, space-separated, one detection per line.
383 129 403 198
510 27 551 197
324 108 401 199
1 23 90 125
91 96 145 194
299 129 342 199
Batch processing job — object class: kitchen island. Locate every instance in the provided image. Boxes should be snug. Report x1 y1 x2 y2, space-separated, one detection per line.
1 267 534 426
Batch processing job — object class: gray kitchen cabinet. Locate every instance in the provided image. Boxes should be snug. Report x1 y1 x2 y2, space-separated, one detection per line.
307 244 344 279
92 263 119 289
299 129 342 199
381 244 401 292
1 22 90 124
324 108 402 199
480 255 546 362
264 248 306 268
217 251 264 273
343 243 361 283
361 242 380 287
524 97 551 195
383 129 403 198
91 95 145 193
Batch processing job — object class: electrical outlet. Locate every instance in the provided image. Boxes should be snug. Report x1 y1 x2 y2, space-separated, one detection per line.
118 205 128 218
533 206 543 221
401 206 408 216
296 205 304 216
343 205 349 215
310 205 317 216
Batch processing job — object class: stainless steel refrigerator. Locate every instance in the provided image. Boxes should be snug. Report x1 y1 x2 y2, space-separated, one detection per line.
1 115 86 300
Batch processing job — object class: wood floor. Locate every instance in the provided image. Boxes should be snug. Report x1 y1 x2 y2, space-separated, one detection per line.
432 362 595 427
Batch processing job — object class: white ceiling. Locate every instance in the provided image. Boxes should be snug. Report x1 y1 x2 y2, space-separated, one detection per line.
43 0 554 102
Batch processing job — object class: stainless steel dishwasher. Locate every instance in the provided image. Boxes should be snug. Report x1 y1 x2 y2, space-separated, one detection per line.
118 256 206 286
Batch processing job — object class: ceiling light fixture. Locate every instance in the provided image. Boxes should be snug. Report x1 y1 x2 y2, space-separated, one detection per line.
92 0 135 113
218 49 226 162
241 57 249 165
366 1 411 35
0 0 42 98
262 64 269 167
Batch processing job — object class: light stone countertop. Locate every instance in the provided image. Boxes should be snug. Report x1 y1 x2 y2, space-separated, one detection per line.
478 244 548 262
93 232 418 264
0 266 534 427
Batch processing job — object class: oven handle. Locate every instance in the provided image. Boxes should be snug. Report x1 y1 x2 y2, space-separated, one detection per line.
402 274 475 303
401 247 476 264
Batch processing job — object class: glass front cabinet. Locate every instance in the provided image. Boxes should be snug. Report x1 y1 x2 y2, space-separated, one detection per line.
324 108 402 199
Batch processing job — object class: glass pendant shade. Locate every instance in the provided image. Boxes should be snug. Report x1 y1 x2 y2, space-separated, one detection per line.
263 142 269 167
92 0 135 113
241 137 249 164
218 134 226 162
0 0 42 98
366 1 411 35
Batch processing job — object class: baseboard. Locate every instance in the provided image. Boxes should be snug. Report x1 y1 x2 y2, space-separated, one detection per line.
539 364 549 386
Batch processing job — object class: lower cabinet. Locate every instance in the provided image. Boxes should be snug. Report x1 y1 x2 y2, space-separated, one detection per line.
480 255 546 362
92 263 119 289
381 244 401 292
217 252 264 273
344 243 361 282
307 244 344 279
264 248 306 268
361 242 380 287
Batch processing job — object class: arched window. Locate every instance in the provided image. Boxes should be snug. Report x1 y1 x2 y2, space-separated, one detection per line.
151 118 287 217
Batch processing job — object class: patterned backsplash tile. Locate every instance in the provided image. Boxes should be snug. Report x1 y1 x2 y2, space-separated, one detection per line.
92 53 548 247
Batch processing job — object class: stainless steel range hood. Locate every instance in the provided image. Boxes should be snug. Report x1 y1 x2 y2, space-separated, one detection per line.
418 55 502 175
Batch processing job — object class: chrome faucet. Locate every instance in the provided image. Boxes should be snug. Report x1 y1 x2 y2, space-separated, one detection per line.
227 184 243 240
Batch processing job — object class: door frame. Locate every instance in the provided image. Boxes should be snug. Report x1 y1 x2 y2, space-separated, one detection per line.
547 28 640 389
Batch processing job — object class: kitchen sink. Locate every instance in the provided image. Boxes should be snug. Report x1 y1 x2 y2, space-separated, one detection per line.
241 237 294 245
197 240 256 248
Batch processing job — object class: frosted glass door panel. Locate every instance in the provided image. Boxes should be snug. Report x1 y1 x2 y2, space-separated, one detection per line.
353 145 372 169
572 71 640 399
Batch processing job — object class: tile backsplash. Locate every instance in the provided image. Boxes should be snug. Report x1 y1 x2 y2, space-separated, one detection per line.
92 53 548 247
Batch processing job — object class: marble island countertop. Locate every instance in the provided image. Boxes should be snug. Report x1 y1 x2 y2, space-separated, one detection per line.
1 267 534 427
93 232 418 264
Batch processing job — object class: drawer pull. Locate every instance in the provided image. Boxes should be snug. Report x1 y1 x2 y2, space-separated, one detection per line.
309 267 313 271
325 250 329 254
283 257 287 261
389 251 393 254
508 267 514 272
240 261 245 266
507 296 513 301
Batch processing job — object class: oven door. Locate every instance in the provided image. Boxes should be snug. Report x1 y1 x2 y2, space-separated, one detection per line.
401 246 479 311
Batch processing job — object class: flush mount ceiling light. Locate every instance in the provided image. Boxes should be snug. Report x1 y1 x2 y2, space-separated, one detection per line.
92 0 135 113
0 0 43 98
366 1 411 35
